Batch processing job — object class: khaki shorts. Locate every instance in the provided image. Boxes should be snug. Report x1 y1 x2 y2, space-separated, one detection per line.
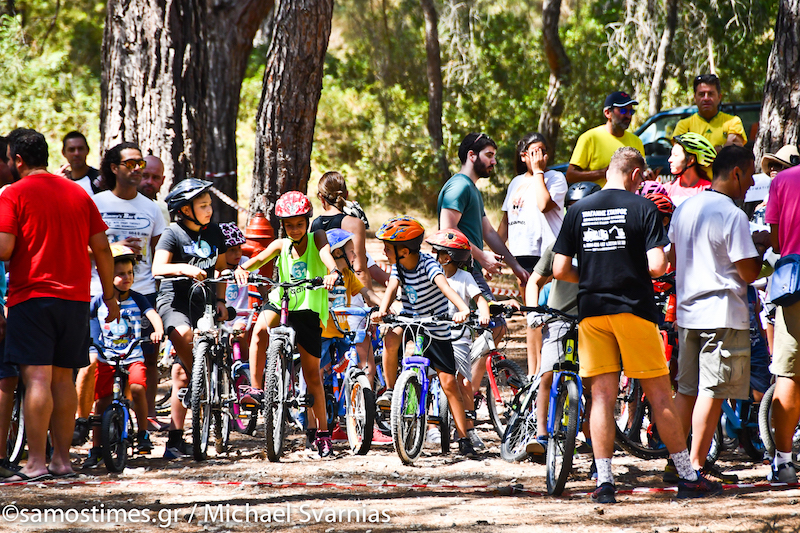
677 327 750 399
770 300 800 378
578 314 668 379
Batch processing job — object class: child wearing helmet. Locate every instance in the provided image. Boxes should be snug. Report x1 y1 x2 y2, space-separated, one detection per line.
151 179 230 458
426 228 491 450
219 222 250 331
665 133 715 207
85 245 165 466
372 216 479 457
234 191 341 457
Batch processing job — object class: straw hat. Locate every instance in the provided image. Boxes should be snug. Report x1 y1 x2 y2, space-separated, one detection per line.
761 145 799 174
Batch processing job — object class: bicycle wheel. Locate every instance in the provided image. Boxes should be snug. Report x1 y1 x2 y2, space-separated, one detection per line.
101 404 128 473
191 339 212 461
614 376 669 459
214 362 233 454
264 338 289 462
706 421 724 465
7 386 25 464
547 378 579 495
434 378 451 454
486 357 526 438
232 366 258 435
740 423 766 462
346 373 376 455
391 370 426 464
759 383 800 461
500 384 537 463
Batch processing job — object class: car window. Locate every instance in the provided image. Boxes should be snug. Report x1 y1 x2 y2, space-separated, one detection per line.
639 114 687 156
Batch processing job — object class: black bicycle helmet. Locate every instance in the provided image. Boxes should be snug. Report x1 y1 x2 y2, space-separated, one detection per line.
566 181 601 205
165 178 213 215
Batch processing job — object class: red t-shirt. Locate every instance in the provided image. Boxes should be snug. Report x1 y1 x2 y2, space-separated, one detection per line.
0 173 107 306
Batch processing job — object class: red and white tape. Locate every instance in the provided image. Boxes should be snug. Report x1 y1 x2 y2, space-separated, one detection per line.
375 261 521 299
209 186 248 213
206 170 237 179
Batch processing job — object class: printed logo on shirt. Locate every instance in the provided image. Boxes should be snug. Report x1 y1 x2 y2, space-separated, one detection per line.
196 240 212 258
581 208 628 251
291 261 308 280
226 284 240 302
103 212 152 231
405 286 418 304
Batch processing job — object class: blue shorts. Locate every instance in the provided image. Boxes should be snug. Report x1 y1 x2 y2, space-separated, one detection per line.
750 340 772 394
320 337 351 369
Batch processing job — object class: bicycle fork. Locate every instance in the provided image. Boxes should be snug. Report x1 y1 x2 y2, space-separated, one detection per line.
546 371 584 435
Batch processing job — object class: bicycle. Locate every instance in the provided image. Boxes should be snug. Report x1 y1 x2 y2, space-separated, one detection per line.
88 338 144 473
225 304 261 435
707 397 765 464
759 383 800 463
6 383 25 465
381 313 455 465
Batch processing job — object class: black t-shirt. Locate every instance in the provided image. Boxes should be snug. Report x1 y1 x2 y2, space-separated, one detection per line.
155 222 227 310
553 189 668 323
310 213 346 233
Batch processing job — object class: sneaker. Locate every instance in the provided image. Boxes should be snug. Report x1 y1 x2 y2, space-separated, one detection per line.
677 471 723 498
315 431 333 458
84 447 104 469
701 462 739 484
371 425 393 446
467 429 486 451
591 482 616 504
305 428 318 451
136 431 153 455
163 439 192 459
0 458 22 478
239 385 264 408
768 462 799 483
376 389 393 409
457 437 479 459
525 435 547 454
663 459 679 483
575 439 593 454
330 424 349 444
72 418 90 447
426 427 441 444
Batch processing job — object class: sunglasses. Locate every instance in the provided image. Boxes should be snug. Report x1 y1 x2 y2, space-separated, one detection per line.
615 108 636 116
467 133 486 154
119 159 146 170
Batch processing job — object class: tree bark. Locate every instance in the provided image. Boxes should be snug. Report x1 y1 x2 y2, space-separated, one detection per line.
755 0 800 161
538 0 571 156
204 0 274 223
648 0 678 116
249 0 334 232
420 0 449 184
100 0 207 192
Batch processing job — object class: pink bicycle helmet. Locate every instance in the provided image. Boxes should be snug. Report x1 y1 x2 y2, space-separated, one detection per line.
637 180 667 197
274 191 313 219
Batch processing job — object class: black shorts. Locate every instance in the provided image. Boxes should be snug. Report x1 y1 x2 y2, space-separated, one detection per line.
516 255 541 274
420 337 456 375
5 298 90 369
263 305 322 358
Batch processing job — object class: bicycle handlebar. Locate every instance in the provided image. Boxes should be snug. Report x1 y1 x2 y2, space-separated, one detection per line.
518 305 579 323
90 337 145 364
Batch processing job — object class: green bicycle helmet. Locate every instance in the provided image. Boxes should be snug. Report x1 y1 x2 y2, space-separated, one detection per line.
672 132 717 167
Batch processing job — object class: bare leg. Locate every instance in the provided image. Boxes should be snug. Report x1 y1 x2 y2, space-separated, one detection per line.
536 372 554 438
382 327 401 389
772 376 800 454
673 392 697 441
75 353 97 419
639 374 696 455
439 372 469 439
457 374 475 430
168 325 193 431
49 366 79 474
130 383 149 433
248 311 277 389
689 396 723 469
13 365 53 478
300 348 327 432
145 354 159 418
471 355 488 395
588 372 619 460
526 326 542 376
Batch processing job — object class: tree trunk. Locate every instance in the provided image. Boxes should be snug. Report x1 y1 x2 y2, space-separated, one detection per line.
420 0 449 184
538 0 571 156
249 0 334 232
755 0 800 160
648 0 678 116
205 0 275 223
100 0 207 192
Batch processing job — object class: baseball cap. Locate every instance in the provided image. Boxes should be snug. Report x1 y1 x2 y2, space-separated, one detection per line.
604 91 638 110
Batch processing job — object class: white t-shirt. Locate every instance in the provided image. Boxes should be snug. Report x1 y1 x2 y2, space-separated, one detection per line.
669 190 758 330
73 176 95 196
225 256 251 327
91 191 167 295
501 170 567 257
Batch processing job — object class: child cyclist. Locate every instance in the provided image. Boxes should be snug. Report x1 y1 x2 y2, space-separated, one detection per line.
425 228 491 450
219 222 251 332
85 244 165 467
371 216 478 458
234 191 340 457
151 179 230 458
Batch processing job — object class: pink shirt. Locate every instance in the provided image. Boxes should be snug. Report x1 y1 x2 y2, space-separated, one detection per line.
663 177 711 208
765 166 800 256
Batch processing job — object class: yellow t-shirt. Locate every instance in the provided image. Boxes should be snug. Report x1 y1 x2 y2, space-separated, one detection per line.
321 268 364 338
672 112 747 178
569 125 645 187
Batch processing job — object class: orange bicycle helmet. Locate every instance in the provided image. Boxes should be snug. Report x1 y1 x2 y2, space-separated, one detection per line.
426 228 472 263
645 192 675 216
375 216 424 243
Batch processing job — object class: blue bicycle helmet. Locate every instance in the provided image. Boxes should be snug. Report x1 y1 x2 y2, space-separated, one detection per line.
326 229 354 251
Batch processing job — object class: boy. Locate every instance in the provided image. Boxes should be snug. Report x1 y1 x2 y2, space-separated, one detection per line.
371 216 478 458
85 245 164 467
426 228 491 450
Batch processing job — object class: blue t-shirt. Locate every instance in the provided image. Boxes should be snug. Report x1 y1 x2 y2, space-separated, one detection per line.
391 253 450 340
90 291 153 365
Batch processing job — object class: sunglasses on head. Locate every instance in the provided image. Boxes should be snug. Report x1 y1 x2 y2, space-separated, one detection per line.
468 133 486 154
119 159 146 170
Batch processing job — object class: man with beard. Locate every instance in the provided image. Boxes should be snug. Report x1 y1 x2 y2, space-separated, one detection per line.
566 91 645 187
138 155 170 224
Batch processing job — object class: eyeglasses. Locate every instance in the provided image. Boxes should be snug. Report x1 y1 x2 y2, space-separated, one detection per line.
615 108 636 116
119 159 146 170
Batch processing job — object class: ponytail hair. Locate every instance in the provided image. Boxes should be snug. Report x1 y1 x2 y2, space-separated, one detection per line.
515 132 547 175
317 171 348 211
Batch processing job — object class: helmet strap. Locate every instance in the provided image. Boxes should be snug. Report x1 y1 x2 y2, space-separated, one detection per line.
182 204 208 231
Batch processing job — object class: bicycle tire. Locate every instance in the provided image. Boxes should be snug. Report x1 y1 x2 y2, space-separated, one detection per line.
191 339 212 461
546 378 579 495
7 386 25 464
486 357 526 438
435 378 451 454
500 384 537 463
740 423 766 461
346 374 376 455
264 338 288 462
706 421 724 465
614 376 669 460
101 404 128 473
391 370 426 465
759 383 776 459
214 361 233 454
232 367 258 435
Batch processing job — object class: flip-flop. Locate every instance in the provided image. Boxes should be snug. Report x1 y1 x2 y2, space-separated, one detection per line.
47 469 78 479
3 471 53 483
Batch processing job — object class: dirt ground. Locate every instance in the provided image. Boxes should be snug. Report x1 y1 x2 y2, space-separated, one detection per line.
3 247 800 533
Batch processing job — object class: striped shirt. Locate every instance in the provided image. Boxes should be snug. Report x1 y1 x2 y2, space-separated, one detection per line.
391 253 450 340
90 291 152 365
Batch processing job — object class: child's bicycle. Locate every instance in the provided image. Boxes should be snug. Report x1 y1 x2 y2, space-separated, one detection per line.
225 303 261 435
381 313 455 465
320 305 380 455
88 337 145 473
707 398 766 464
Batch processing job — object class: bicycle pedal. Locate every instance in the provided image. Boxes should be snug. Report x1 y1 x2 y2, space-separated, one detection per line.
177 387 191 408
466 410 477 421
298 394 315 408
